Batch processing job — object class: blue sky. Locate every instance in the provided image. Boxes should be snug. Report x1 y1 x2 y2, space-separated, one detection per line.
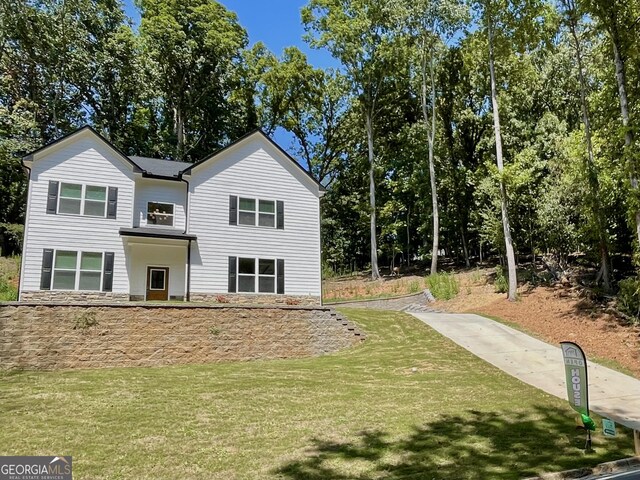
123 0 337 69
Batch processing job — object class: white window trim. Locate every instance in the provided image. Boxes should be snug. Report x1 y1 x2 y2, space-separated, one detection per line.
146 201 175 227
236 257 277 294
237 197 276 228
52 250 104 292
148 268 167 291
57 182 108 218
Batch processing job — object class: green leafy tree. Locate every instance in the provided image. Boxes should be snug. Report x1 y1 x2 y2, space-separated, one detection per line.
303 0 404 279
137 0 248 160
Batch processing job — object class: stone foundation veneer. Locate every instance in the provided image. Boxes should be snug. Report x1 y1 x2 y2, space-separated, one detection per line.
20 291 130 303
20 291 320 306
0 304 364 370
189 293 321 306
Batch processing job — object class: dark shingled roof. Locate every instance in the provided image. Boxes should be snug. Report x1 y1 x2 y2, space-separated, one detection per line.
130 156 192 179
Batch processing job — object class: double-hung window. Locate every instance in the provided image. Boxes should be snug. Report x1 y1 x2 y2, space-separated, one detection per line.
232 257 281 294
147 202 174 226
58 183 107 217
236 197 277 228
257 259 276 292
258 200 275 227
52 250 103 291
238 198 256 226
237 257 256 292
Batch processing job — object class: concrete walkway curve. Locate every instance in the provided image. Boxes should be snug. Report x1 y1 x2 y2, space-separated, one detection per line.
409 312 640 431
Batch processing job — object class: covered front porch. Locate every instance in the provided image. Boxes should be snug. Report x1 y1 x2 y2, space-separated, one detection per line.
120 227 196 301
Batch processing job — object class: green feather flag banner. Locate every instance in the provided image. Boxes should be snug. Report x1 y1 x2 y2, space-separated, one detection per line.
561 342 595 431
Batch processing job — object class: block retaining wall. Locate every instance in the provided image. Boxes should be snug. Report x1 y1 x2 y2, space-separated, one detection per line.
0 304 364 370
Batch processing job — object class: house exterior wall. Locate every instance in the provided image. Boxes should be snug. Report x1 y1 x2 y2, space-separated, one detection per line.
20 130 322 305
20 134 136 299
126 241 187 300
133 178 187 230
187 139 321 299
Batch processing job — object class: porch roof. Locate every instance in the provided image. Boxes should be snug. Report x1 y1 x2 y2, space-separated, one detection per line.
119 227 197 241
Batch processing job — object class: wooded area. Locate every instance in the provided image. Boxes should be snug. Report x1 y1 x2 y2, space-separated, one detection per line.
2 0 640 304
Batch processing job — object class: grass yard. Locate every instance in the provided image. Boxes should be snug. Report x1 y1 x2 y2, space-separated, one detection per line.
0 309 633 479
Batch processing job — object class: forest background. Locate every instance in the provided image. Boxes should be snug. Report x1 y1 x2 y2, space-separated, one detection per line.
3 0 640 310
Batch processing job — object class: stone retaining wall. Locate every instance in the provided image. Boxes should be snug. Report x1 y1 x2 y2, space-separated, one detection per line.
0 304 364 370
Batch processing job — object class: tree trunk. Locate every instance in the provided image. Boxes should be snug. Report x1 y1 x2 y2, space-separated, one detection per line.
421 38 440 276
611 37 640 250
366 110 381 280
175 106 185 161
488 20 518 301
461 226 470 268
564 0 611 290
406 207 411 267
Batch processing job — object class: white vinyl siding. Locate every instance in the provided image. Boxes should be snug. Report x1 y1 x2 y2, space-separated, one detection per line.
127 242 186 299
188 138 321 297
133 179 186 230
20 133 136 295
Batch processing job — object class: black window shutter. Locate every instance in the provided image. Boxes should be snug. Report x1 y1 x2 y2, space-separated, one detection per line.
46 181 59 214
228 256 237 293
276 201 284 229
40 249 54 290
102 252 114 292
107 187 118 219
229 196 238 225
277 259 285 294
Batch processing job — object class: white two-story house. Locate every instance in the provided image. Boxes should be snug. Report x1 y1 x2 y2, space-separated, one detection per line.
19 126 324 305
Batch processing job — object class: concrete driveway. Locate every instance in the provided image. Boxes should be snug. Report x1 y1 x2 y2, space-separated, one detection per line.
409 311 640 431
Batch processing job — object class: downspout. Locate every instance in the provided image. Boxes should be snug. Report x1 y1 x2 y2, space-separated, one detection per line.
18 162 32 302
179 174 191 302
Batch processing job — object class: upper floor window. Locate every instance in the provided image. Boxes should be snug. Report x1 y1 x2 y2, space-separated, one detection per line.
58 183 107 217
231 195 283 229
47 181 116 218
238 198 275 227
147 202 174 226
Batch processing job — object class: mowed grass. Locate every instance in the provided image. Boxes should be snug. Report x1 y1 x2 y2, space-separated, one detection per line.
0 309 633 479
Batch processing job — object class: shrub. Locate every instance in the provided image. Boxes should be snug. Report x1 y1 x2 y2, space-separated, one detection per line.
322 262 337 279
494 265 508 294
408 280 421 293
73 311 99 330
617 277 640 323
425 272 459 300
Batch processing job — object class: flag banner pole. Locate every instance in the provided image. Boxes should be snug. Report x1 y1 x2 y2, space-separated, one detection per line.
560 341 594 451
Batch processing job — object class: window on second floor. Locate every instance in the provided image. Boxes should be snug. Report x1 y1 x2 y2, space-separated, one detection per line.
237 197 276 228
147 202 174 226
58 183 107 217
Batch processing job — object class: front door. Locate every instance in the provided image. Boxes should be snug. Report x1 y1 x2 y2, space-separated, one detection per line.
146 267 169 301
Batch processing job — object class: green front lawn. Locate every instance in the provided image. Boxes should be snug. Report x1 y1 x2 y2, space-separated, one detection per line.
0 309 633 479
